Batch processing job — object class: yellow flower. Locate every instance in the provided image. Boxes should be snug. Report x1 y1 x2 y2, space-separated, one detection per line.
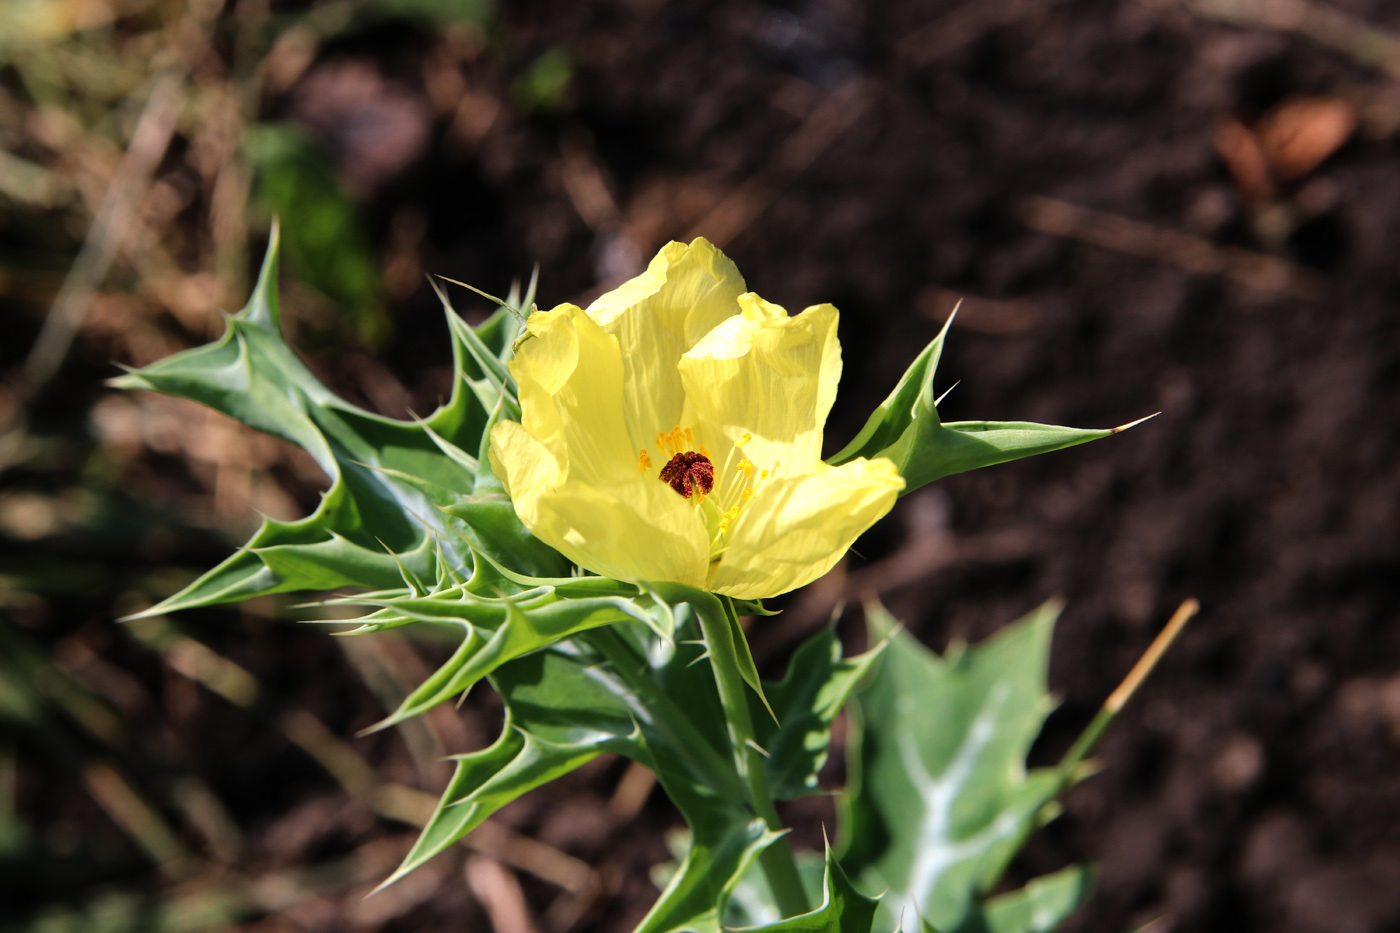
488 238 904 600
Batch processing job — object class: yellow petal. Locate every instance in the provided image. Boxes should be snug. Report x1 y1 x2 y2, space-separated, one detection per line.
679 297 841 484
527 476 711 587
489 418 563 508
587 238 746 451
709 457 904 600
493 309 711 585
509 303 632 484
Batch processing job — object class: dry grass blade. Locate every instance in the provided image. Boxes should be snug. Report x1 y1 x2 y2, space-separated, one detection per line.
467 822 599 898
686 77 870 247
1106 598 1201 715
81 760 192 878
466 856 543 933
19 71 185 405
607 760 656 821
1192 0 1400 79
895 0 1065 70
1020 195 1325 299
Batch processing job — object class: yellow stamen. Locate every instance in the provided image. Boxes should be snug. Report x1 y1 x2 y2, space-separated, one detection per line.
760 468 769 480
637 449 652 472
737 459 753 477
737 432 751 447
740 488 753 501
700 444 711 459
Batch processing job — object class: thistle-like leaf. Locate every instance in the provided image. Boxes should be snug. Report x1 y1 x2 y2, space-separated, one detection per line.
750 626 887 799
377 708 611 891
737 844 883 933
387 622 781 933
966 864 1096 933
353 592 656 732
827 311 1136 495
112 223 564 618
840 601 1065 933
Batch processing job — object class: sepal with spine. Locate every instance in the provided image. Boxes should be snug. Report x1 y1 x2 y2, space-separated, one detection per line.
828 308 1149 496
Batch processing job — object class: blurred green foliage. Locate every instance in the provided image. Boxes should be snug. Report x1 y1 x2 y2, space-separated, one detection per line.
513 47 572 113
361 0 493 27
245 124 390 347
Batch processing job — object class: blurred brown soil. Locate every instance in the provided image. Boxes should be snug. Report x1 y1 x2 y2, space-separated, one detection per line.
4 1 1400 932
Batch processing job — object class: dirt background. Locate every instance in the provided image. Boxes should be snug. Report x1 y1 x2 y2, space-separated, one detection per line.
4 1 1400 932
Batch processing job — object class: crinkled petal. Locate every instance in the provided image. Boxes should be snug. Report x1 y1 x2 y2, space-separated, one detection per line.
489 418 563 505
532 475 710 586
587 238 746 452
679 296 841 491
709 457 904 600
490 402 709 587
508 303 632 484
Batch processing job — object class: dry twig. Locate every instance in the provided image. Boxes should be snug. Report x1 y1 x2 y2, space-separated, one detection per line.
20 72 185 401
1020 195 1325 299
1192 0 1400 79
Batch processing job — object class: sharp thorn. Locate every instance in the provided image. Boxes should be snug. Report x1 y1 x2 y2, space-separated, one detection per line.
1111 411 1160 434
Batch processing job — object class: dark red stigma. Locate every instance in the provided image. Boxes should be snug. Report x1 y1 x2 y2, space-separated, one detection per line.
657 451 715 499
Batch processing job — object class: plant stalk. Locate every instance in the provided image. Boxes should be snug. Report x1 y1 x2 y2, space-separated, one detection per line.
584 628 746 802
703 596 811 918
1058 598 1199 781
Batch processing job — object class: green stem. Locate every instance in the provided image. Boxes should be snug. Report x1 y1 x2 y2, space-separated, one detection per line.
584 627 746 802
1057 598 1199 786
702 596 811 918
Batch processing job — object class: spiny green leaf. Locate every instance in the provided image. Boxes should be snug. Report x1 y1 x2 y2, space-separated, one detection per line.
750 627 887 800
740 844 883 933
880 420 1118 494
722 849 827 929
376 712 606 891
577 620 786 933
642 583 776 723
968 864 1095 933
840 601 1063 933
435 279 519 413
829 310 955 468
353 594 653 732
724 597 778 726
113 226 550 618
386 620 775 932
827 310 1142 495
644 815 781 933
253 531 437 594
442 498 572 579
379 632 653 885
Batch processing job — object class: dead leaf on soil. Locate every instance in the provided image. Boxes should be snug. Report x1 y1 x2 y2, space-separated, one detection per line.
1213 117 1274 203
1256 96 1357 180
1213 97 1357 203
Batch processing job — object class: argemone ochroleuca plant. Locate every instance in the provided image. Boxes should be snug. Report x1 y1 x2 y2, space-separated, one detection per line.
490 239 903 598
116 223 1188 933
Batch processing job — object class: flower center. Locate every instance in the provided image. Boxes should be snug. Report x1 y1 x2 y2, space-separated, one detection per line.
638 427 778 558
657 450 714 499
